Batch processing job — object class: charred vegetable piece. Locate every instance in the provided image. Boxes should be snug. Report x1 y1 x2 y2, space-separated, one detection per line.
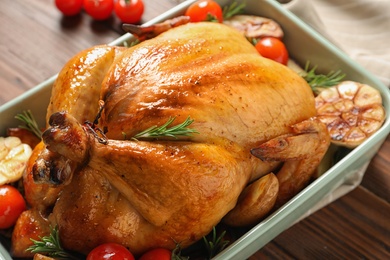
315 81 385 148
0 136 32 185
224 14 284 41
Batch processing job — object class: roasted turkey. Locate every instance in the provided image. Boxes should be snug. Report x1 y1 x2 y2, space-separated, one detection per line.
12 22 330 257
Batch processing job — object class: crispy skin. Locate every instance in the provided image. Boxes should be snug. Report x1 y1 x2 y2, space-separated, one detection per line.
100 23 315 151
252 118 330 207
47 23 317 254
20 22 326 256
47 45 125 125
12 45 125 257
42 111 250 254
11 209 50 258
223 173 279 226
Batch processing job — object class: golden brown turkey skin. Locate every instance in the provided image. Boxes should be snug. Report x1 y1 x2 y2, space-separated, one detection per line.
47 45 125 125
12 45 125 257
99 22 316 184
100 22 316 151
42 110 250 254
21 22 326 256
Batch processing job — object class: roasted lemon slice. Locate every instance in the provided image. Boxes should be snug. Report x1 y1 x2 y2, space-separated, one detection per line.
315 81 385 148
0 136 32 185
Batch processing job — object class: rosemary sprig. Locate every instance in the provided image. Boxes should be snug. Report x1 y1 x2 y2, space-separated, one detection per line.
27 226 79 260
204 1 246 22
301 62 346 94
203 227 230 260
172 243 190 260
205 13 220 23
131 116 199 140
222 1 246 19
15 110 42 139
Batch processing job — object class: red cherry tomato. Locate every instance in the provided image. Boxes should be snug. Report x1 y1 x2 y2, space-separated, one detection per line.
87 243 135 260
185 0 223 23
83 0 114 20
255 37 289 65
139 248 172 260
0 185 26 229
55 0 83 16
114 0 144 24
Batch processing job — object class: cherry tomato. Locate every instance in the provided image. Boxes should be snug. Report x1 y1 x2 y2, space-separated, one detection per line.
185 0 223 23
0 185 26 229
87 243 135 260
83 0 114 20
114 0 144 24
55 0 83 16
139 248 171 260
255 37 289 65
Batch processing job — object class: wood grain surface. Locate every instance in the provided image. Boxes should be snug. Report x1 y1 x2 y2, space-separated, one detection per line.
0 0 389 259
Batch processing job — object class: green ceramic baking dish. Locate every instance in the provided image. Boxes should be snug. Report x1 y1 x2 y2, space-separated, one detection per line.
1 0 389 259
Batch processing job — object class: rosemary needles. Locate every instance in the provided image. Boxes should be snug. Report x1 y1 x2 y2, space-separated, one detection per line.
301 62 346 94
131 116 199 141
15 110 42 139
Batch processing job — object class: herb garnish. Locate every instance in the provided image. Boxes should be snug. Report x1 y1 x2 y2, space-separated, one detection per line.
301 62 346 94
15 110 42 139
222 1 246 19
203 227 230 260
172 243 190 260
131 116 199 140
205 1 245 22
27 226 80 260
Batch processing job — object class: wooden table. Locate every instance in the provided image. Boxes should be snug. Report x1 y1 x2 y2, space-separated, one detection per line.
0 0 389 259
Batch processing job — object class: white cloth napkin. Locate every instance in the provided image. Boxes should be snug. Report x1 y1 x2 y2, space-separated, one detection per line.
283 0 390 220
285 0 390 86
